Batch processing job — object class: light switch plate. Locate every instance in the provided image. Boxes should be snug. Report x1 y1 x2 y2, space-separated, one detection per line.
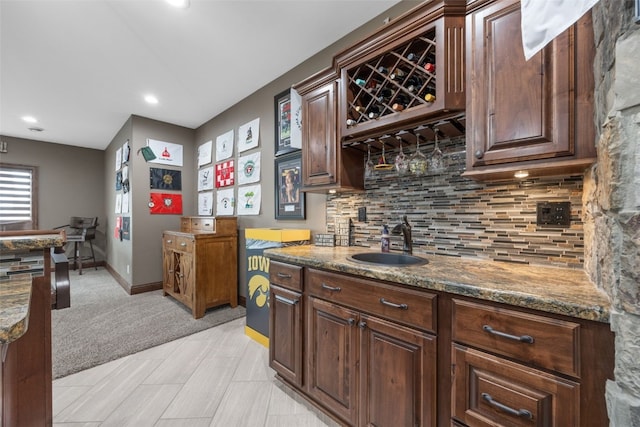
536 202 571 227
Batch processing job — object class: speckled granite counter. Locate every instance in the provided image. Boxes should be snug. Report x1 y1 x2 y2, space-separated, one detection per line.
0 231 64 343
264 245 611 323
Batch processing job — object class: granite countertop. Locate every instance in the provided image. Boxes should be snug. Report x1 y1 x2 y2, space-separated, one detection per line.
0 231 64 344
0 277 32 344
264 245 611 323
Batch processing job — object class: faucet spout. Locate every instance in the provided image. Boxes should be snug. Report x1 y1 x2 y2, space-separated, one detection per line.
391 215 413 254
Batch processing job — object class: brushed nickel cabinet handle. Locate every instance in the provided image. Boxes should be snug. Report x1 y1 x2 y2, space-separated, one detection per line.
481 393 533 420
180 242 187 247
277 272 292 279
321 282 341 292
380 298 408 310
482 325 534 344
275 294 298 305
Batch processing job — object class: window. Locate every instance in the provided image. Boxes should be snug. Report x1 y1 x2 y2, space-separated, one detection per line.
0 163 38 230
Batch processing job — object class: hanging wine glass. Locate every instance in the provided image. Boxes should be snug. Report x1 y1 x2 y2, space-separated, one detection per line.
374 141 394 171
409 132 428 176
364 142 375 179
394 136 409 176
430 128 445 172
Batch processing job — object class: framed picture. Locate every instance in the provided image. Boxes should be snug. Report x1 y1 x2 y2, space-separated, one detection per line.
275 152 305 219
274 89 296 156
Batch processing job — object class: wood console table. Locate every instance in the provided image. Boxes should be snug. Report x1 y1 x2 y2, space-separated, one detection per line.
0 230 65 426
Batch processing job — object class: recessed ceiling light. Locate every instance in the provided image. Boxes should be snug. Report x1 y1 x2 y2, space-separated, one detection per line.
144 94 159 105
22 116 38 123
166 0 189 8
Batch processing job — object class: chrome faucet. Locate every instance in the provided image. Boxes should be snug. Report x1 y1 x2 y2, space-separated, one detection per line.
391 215 413 254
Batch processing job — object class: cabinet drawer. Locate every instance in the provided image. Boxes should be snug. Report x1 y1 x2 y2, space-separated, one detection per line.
269 261 303 291
190 217 215 233
452 344 580 427
163 234 194 253
452 298 580 377
306 268 436 333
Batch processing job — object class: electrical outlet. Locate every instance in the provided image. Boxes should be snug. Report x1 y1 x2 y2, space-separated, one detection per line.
536 202 571 227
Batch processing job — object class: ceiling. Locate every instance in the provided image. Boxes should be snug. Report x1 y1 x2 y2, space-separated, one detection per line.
0 0 401 151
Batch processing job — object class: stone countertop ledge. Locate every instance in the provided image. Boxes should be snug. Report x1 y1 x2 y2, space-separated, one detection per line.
264 245 611 323
0 231 65 344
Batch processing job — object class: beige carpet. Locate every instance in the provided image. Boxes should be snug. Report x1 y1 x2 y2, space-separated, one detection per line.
51 267 246 379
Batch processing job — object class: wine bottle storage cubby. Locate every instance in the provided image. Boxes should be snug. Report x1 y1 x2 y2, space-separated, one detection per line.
336 1 466 147
345 29 438 128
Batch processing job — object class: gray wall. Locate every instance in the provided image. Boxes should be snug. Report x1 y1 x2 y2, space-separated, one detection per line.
104 116 196 288
0 135 106 255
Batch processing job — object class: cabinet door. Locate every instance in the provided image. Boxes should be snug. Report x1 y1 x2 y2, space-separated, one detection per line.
269 285 303 388
162 248 175 294
306 296 359 426
466 0 573 168
175 251 194 302
302 80 337 187
359 314 437 427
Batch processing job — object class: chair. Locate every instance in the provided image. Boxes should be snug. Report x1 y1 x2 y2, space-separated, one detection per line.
55 216 98 275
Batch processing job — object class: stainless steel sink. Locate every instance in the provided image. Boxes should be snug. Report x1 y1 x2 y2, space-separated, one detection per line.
348 252 428 267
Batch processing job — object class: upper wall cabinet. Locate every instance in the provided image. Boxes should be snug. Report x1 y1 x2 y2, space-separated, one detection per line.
335 0 467 145
295 68 365 193
463 0 596 181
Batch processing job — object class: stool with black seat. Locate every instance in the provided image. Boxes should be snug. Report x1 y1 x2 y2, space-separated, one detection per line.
54 216 98 275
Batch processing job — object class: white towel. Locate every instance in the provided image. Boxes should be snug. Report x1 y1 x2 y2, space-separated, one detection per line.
521 0 600 60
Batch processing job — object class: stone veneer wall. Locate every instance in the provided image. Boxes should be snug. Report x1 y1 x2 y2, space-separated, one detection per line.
327 136 586 269
588 1 640 425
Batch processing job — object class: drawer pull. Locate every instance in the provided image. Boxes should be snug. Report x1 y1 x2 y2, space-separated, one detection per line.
380 298 408 310
277 272 292 279
347 318 356 326
166 239 173 244
481 393 533 420
321 283 341 292
358 321 367 329
180 242 187 247
482 325 534 344
275 294 298 305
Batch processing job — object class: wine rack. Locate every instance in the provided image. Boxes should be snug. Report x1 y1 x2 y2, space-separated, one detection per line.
345 29 438 127
336 0 466 146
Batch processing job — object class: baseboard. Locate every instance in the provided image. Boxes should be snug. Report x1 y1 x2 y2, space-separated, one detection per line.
130 281 163 294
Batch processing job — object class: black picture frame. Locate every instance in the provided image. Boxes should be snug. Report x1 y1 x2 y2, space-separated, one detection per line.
274 88 296 156
275 152 305 219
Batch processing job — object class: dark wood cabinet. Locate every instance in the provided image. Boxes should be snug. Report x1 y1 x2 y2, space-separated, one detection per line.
449 296 613 427
463 0 596 180
295 69 364 193
452 344 580 426
270 263 437 426
306 296 359 425
269 285 303 388
335 0 466 145
269 261 304 388
359 314 437 427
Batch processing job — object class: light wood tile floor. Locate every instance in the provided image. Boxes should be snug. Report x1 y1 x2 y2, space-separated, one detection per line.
53 317 340 427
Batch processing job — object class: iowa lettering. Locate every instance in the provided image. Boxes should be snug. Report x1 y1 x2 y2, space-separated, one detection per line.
247 255 269 272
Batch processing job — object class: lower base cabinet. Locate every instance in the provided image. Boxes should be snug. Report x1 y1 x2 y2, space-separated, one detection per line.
268 262 613 427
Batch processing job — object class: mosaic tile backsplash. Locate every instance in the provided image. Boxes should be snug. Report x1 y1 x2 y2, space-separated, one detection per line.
0 249 45 282
326 136 586 269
